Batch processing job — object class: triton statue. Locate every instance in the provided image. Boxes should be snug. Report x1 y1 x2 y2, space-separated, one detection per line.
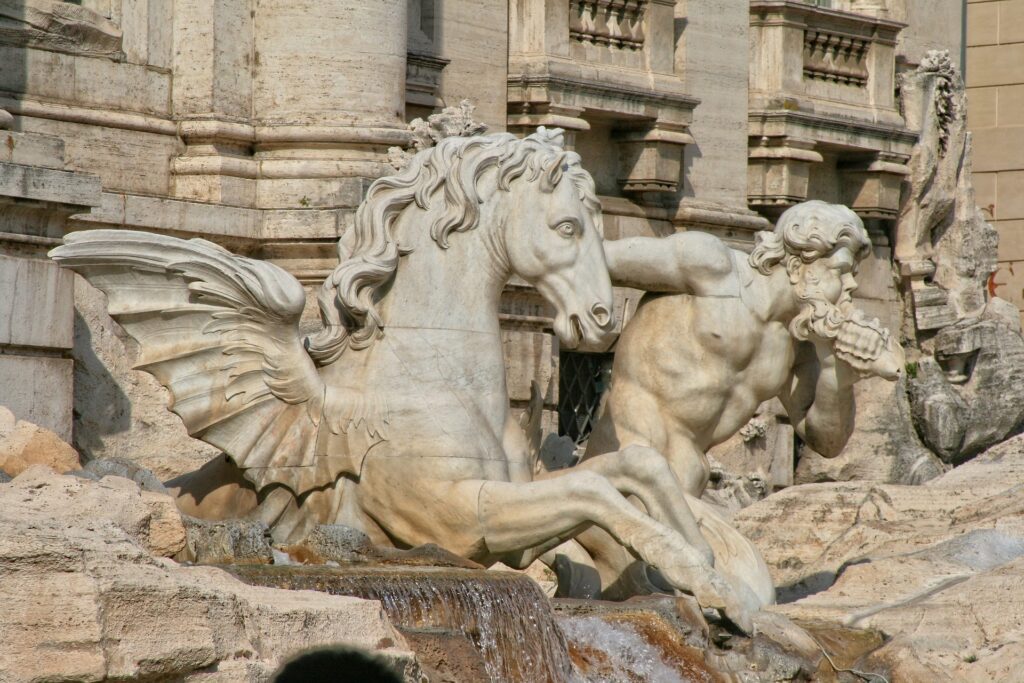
549 201 904 605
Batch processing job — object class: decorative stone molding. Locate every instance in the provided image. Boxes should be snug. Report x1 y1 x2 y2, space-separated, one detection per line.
614 122 694 196
747 2 912 218
802 28 870 87
0 0 122 59
747 136 822 208
406 52 450 109
839 151 911 219
508 0 694 207
569 0 647 51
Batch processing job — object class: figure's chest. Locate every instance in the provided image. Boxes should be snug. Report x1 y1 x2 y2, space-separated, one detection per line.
692 306 793 393
741 324 796 398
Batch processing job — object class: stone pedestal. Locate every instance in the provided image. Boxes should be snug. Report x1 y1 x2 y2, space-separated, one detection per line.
0 117 101 441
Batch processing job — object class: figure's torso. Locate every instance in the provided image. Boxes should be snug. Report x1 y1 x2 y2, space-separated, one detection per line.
599 289 796 453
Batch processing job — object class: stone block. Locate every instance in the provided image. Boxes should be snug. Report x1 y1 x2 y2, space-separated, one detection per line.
972 127 1024 172
122 0 150 65
261 208 344 241
973 171 997 216
502 329 557 404
0 130 66 169
121 194 260 239
997 169 1024 218
72 55 171 116
0 254 74 349
0 46 75 103
852 245 896 301
995 220 1024 262
0 161 101 208
991 259 1024 310
967 86 997 128
435 0 509 130
998 0 1024 44
22 117 180 197
996 84 1024 128
147 0 173 69
966 1 999 47
256 177 368 211
0 355 73 442
966 43 1024 87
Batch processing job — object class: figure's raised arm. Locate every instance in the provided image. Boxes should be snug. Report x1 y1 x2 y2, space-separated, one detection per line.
603 231 737 295
777 340 857 458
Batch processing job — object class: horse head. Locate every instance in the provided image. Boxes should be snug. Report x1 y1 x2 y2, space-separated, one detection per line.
497 129 615 350
307 127 615 362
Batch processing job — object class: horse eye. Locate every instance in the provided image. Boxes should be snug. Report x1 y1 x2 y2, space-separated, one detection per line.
555 222 578 237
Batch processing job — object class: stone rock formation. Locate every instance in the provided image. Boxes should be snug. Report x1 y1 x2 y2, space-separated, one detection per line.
0 466 420 681
895 50 1024 465
733 433 1024 681
0 405 80 478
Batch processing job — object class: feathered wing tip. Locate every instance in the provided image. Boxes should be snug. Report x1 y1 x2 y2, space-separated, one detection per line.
49 229 376 506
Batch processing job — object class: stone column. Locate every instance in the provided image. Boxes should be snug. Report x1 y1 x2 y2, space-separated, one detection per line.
252 0 410 211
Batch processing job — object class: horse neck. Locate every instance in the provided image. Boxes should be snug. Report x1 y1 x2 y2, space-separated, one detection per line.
379 203 510 337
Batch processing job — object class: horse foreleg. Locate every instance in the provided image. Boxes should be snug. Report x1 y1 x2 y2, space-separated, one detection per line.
540 444 714 565
475 473 755 633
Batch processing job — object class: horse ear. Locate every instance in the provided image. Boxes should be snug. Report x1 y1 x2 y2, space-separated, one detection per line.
531 126 566 149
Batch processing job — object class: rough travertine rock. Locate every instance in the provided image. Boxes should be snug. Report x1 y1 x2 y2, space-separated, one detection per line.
0 405 80 478
734 434 1024 680
0 466 419 682
794 376 945 485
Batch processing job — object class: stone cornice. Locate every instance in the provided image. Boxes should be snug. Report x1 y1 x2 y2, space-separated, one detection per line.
749 109 917 147
749 0 906 45
508 73 699 111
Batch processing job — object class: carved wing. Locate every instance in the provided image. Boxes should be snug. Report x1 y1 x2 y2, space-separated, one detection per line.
50 230 372 497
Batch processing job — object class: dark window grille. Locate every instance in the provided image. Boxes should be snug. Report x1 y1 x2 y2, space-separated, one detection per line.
558 352 614 445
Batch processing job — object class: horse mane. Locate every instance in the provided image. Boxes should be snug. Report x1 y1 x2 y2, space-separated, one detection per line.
306 128 601 365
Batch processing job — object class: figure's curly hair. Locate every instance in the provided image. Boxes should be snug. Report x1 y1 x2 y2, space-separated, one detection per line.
748 200 871 276
306 128 600 365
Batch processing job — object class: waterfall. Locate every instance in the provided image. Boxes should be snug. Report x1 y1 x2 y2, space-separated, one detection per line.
228 564 573 682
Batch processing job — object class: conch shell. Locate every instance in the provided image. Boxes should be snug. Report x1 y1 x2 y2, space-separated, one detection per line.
833 310 905 380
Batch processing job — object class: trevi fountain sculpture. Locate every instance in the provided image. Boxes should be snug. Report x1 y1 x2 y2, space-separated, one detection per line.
49 119 902 645
0 54 1020 683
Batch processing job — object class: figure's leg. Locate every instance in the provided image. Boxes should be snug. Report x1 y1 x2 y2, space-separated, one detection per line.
664 433 712 498
549 446 774 609
541 444 714 565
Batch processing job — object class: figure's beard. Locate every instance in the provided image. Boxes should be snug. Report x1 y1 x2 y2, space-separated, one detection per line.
789 279 852 343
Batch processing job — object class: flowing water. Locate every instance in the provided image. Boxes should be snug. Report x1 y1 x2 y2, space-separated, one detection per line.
226 564 573 682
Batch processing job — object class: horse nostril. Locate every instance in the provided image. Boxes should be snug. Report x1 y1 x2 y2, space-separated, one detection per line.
591 303 611 328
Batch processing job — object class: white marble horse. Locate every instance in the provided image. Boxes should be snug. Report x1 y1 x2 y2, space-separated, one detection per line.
51 129 756 631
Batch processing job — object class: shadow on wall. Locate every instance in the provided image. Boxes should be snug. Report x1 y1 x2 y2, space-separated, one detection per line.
71 308 131 460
